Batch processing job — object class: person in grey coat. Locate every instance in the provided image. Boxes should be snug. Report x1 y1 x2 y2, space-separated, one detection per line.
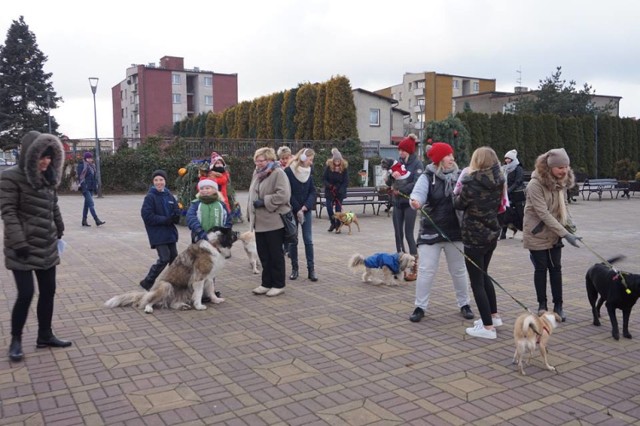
0 131 71 362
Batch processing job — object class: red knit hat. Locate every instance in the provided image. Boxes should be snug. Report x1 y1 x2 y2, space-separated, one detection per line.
427 142 454 165
398 135 417 155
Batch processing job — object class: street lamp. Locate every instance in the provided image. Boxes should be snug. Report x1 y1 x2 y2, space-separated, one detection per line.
594 113 598 179
89 77 103 198
417 99 425 160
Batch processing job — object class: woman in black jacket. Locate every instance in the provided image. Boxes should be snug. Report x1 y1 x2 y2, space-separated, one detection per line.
76 151 105 227
322 148 348 232
1 131 71 362
284 148 318 281
500 149 525 239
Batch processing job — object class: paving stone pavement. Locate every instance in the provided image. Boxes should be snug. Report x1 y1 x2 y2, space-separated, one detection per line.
1 191 640 425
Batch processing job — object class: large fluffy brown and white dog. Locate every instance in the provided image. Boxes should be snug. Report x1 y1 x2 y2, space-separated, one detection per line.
238 230 260 274
348 252 415 286
512 311 562 375
105 227 237 313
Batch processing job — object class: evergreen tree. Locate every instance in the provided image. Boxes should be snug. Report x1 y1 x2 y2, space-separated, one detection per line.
267 92 284 140
205 112 218 137
294 83 318 140
282 88 298 140
255 96 269 139
312 83 326 140
0 16 61 149
426 116 470 166
323 76 357 140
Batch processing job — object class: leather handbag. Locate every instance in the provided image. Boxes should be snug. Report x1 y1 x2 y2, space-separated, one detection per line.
280 210 298 245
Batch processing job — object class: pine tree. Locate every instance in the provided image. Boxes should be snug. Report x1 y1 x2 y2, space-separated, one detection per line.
0 16 61 149
294 83 318 140
312 83 326 140
323 76 357 140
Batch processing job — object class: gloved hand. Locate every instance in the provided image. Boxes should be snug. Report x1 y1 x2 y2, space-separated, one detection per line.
253 199 265 208
15 246 30 259
296 210 305 225
564 233 582 247
165 216 175 225
57 232 64 239
197 231 208 241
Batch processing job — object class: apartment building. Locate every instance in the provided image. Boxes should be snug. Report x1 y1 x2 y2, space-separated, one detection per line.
376 72 496 137
112 56 238 143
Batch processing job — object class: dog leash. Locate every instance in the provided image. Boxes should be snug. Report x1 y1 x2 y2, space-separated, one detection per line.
398 193 532 312
576 238 631 294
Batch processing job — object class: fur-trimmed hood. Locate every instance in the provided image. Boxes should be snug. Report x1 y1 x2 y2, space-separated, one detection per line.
19 131 65 189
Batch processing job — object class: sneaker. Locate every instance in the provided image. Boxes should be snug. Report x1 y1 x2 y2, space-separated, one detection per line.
409 307 425 323
473 317 503 327
252 286 270 295
465 323 497 339
266 287 285 297
460 305 474 320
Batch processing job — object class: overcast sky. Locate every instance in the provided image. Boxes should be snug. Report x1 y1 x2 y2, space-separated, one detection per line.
2 0 639 139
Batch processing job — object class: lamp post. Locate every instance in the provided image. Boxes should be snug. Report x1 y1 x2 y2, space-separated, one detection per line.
417 99 425 160
89 77 103 198
594 113 598 179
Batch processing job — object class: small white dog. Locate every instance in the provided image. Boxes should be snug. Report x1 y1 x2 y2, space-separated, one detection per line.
348 252 415 286
238 230 260 274
513 311 562 375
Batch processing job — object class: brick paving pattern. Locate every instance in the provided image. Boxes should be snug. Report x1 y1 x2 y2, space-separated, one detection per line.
1 192 639 425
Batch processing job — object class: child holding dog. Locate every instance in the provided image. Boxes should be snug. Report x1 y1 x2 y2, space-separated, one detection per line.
140 170 181 291
523 148 581 322
454 147 505 339
408 142 475 323
284 148 318 282
386 134 424 281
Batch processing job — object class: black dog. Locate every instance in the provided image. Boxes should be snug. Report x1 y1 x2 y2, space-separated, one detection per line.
586 255 640 340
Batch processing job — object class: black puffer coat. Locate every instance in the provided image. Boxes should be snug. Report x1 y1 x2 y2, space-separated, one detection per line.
0 131 65 271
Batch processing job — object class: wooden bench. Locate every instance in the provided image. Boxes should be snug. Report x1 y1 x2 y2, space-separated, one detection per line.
315 186 389 218
579 178 627 201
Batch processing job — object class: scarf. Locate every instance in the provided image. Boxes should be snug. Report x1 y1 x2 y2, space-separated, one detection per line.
291 163 311 183
197 194 225 232
503 158 519 177
427 163 458 197
79 159 96 183
254 161 279 182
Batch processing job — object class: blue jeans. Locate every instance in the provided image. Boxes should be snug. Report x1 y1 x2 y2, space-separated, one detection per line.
81 190 98 222
288 210 314 270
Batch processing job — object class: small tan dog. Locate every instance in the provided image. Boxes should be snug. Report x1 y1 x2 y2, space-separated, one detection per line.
333 211 360 235
513 311 562 375
348 252 415 286
238 231 260 274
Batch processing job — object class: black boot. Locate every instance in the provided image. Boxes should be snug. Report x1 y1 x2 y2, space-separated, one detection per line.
308 269 318 282
554 303 566 322
500 227 507 240
95 219 106 226
8 336 23 362
36 330 72 348
327 219 336 232
82 219 91 227
538 302 548 316
289 266 299 280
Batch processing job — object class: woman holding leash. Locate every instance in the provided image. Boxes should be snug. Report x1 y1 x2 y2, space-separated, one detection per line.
248 147 292 297
386 134 423 281
322 148 348 232
1 131 71 362
454 147 505 339
408 142 474 323
523 148 581 321
284 148 318 282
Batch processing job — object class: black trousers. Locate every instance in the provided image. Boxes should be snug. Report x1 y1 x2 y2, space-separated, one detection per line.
144 243 178 285
464 242 497 326
256 228 286 289
529 246 563 305
11 267 57 337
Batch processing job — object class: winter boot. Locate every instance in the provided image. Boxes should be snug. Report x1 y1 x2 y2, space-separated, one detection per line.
289 265 299 280
95 219 106 226
327 218 336 232
82 219 91 227
538 302 548 316
308 268 318 282
8 336 23 362
553 302 566 322
500 227 507 240
36 330 72 348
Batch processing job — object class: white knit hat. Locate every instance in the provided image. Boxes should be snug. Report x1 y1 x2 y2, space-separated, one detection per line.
198 179 218 191
504 149 518 161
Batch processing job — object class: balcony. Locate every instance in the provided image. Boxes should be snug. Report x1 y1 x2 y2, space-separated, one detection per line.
413 105 424 113
413 88 424 96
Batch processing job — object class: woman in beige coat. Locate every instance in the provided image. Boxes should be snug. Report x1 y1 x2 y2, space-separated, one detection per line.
523 148 581 322
247 147 292 297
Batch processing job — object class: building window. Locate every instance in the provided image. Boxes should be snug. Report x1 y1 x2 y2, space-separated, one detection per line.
408 82 412 90
473 82 480 92
369 109 380 127
204 95 213 106
172 93 181 104
204 76 212 86
453 80 459 89
173 113 181 123
416 81 425 89
172 74 181 85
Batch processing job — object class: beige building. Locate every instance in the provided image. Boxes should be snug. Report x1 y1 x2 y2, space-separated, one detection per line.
352 88 409 157
376 72 496 135
453 87 621 116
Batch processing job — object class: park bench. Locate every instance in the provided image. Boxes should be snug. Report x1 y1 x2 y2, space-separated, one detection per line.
579 178 627 201
315 186 389 218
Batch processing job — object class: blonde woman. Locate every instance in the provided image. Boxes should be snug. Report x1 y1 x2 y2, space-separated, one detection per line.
247 147 292 297
523 148 581 321
284 148 318 281
454 147 505 339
